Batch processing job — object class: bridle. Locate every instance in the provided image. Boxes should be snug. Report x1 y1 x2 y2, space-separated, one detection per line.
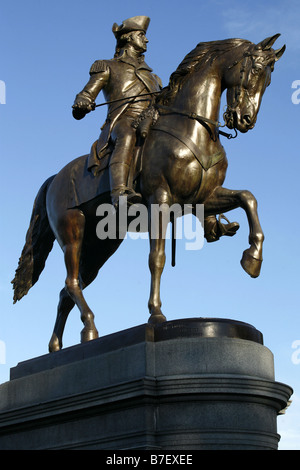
155 50 261 141
159 47 273 140
223 52 252 131
223 46 273 131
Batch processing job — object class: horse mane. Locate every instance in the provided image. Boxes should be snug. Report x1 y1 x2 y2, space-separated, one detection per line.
157 38 252 105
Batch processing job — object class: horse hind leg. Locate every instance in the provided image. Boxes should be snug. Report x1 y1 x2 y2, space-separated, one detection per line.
59 208 99 343
48 265 102 352
48 287 75 352
49 221 125 352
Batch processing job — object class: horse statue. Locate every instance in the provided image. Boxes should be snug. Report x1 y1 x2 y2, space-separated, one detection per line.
12 34 285 352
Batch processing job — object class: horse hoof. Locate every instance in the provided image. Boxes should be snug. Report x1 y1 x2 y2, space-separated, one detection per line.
81 327 99 343
148 312 167 324
48 334 62 353
240 249 262 278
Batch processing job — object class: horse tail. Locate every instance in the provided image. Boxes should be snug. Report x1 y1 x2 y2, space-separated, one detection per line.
12 175 56 303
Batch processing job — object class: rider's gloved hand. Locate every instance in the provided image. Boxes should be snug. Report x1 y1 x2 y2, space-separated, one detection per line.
72 97 95 120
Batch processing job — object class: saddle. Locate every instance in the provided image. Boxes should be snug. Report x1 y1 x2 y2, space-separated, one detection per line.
87 106 159 186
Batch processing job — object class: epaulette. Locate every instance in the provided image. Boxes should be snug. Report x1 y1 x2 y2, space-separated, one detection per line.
89 60 109 75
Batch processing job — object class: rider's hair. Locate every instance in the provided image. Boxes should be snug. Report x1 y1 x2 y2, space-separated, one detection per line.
114 32 133 58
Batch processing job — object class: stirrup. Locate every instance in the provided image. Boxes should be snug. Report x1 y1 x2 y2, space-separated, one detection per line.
205 214 240 243
217 214 240 237
111 187 142 209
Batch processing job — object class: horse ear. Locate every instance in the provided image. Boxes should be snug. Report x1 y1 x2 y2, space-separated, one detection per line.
274 44 286 61
256 33 281 50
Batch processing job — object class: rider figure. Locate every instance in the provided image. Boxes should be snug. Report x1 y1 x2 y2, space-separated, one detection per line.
72 16 162 209
72 16 239 240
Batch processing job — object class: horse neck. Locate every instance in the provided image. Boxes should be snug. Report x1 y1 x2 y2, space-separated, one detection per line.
172 64 222 124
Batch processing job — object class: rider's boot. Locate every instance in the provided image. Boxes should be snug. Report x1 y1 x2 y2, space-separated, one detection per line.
109 162 142 210
204 214 240 242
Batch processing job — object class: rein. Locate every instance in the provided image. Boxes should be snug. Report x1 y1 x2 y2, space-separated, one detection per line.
93 93 237 139
94 91 161 108
156 104 238 140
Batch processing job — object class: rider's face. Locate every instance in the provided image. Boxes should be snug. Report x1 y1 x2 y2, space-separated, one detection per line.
129 30 148 53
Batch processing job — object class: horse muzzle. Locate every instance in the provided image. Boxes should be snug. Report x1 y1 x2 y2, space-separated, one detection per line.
224 106 256 133
237 109 257 133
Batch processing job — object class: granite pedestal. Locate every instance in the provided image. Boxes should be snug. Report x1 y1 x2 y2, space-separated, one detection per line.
0 318 293 449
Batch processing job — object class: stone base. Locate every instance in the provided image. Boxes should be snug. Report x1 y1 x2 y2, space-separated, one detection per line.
0 318 293 450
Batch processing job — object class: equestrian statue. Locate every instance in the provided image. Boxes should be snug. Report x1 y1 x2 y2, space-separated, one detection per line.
11 16 285 352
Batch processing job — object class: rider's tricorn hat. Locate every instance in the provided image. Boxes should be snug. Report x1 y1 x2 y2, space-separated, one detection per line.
112 16 150 38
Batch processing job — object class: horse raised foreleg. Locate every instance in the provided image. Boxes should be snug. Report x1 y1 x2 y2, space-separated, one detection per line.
204 187 264 278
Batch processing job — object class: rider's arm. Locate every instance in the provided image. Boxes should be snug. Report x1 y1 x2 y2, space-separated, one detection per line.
72 60 110 120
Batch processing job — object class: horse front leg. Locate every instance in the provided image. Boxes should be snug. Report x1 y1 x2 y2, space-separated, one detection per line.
239 191 264 278
148 236 167 323
147 200 169 324
204 186 264 278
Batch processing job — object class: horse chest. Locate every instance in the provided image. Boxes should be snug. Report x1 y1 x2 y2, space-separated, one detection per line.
168 153 203 202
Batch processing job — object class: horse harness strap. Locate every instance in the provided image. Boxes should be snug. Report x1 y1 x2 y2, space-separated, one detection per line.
151 124 224 171
156 104 237 140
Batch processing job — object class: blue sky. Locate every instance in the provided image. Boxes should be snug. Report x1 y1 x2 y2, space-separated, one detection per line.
0 0 299 449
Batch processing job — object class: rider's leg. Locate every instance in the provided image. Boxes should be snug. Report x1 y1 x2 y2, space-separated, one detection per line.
109 119 142 208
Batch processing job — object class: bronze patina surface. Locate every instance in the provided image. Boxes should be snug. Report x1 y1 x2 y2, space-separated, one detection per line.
12 17 285 352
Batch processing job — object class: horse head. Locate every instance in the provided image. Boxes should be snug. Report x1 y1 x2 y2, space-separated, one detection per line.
223 34 285 133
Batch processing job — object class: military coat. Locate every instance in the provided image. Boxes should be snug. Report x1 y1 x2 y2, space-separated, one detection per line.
74 52 162 170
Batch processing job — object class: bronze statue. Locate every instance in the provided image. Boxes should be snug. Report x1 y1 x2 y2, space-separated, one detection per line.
11 18 285 352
